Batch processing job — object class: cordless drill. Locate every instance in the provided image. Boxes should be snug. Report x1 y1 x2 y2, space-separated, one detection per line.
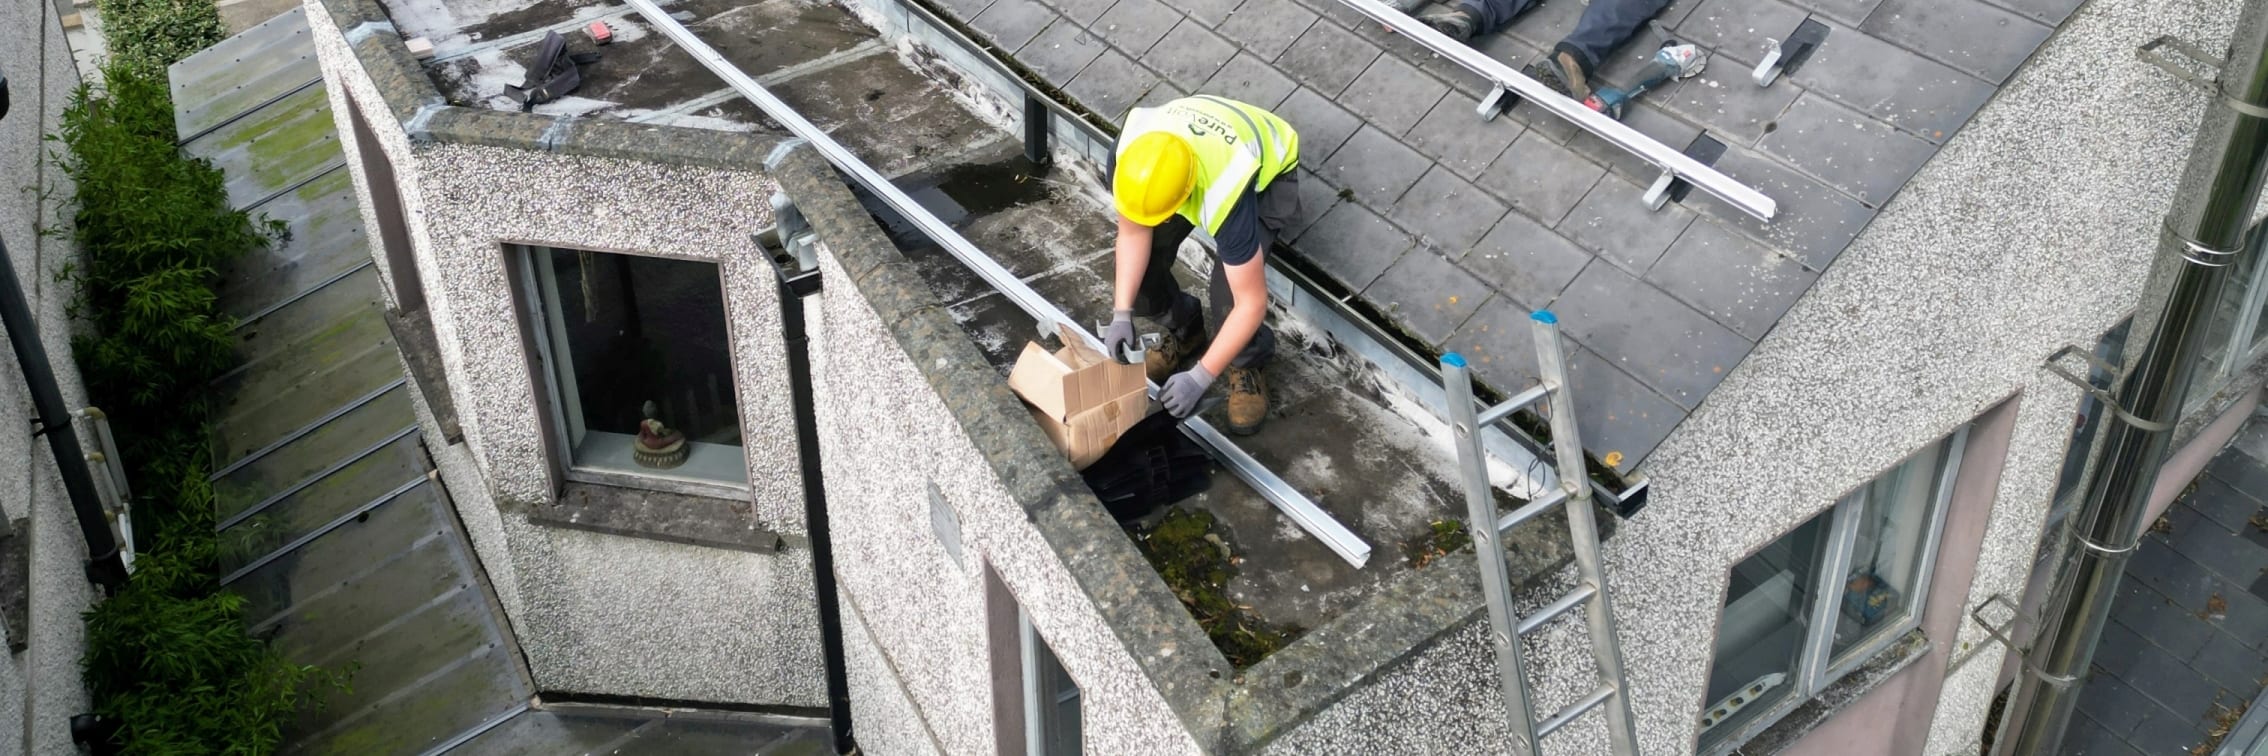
1583 43 1706 121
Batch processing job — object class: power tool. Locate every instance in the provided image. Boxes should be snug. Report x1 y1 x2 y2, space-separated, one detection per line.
1582 43 1706 121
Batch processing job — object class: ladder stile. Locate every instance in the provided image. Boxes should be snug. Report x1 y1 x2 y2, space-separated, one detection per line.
1440 352 1543 753
1440 310 1639 756
1531 312 1641 756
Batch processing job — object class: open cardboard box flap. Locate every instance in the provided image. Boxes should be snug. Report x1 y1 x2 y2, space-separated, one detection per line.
1007 323 1151 469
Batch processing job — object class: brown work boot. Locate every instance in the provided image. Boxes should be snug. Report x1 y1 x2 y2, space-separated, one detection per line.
1223 365 1268 435
1418 7 1477 41
1553 50 1591 102
1144 320 1210 385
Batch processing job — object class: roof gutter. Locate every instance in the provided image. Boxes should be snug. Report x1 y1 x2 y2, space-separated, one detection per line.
1993 6 2268 752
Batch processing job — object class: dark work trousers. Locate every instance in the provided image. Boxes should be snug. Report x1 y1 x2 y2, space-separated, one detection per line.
1130 173 1306 369
1457 0 1670 73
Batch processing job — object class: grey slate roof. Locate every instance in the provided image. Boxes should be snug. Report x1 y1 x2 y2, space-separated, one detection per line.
953 0 2084 471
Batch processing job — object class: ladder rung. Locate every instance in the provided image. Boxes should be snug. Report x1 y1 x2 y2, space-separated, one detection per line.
1496 488 1570 535
1476 384 1551 428
1537 684 1618 737
1517 583 1597 635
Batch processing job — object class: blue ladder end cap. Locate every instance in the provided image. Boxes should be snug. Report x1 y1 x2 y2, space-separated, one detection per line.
1532 310 1559 324
1441 352 1469 368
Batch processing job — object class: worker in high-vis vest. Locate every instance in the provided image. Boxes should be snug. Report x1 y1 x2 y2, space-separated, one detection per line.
1100 95 1301 436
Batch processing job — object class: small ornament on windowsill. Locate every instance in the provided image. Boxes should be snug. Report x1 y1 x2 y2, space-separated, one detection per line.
633 400 688 469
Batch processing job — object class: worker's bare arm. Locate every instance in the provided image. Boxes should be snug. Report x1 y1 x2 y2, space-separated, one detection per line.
1199 247 1268 376
1113 215 1153 313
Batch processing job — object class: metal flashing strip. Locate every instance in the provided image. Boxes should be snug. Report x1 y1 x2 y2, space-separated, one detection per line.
427 702 531 756
1333 0 1776 221
627 0 1372 567
210 377 408 480
216 424 419 533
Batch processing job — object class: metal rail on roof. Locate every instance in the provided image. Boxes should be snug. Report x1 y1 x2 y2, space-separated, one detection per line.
622 0 1374 567
1337 0 1778 221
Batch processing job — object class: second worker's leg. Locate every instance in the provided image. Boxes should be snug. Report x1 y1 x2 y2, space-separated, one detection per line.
1420 0 1540 42
1556 0 1672 93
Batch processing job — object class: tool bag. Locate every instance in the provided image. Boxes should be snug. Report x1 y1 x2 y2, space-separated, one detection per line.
505 32 602 111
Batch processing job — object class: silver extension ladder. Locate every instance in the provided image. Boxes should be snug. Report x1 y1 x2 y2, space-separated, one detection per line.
1439 310 1638 755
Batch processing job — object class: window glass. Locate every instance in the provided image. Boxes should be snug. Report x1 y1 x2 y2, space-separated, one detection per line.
1831 447 1941 663
1697 511 1828 749
531 246 745 485
1022 609 1082 756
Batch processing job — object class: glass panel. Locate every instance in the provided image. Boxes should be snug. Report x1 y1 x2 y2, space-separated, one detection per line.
534 247 746 485
1023 612 1083 756
1829 440 1947 663
1696 511 1831 750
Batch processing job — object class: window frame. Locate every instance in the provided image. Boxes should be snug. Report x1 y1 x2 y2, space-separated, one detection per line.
1699 426 1968 754
514 244 752 498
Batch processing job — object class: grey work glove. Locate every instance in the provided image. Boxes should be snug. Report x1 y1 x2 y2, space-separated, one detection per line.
1102 309 1138 364
1159 364 1215 419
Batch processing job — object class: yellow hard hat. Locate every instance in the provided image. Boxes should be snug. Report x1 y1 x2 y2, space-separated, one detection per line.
1114 132 1195 226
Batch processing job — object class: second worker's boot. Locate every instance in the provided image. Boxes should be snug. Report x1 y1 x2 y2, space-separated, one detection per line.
1223 364 1269 436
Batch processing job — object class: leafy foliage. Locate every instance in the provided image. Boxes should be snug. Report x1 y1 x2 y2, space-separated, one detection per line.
96 0 228 81
56 37 336 752
1130 508 1301 667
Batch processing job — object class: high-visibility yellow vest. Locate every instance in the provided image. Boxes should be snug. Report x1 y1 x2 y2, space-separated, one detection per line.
1118 96 1300 236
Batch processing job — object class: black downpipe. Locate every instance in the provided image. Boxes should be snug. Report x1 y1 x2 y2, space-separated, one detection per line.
0 234 127 592
774 262 856 753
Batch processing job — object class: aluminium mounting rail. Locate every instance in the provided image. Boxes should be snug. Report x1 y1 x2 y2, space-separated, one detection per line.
624 0 1374 567
1339 0 1778 222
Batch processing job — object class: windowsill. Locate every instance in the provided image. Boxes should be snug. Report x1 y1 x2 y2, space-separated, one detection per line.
526 481 784 554
1723 629 1933 755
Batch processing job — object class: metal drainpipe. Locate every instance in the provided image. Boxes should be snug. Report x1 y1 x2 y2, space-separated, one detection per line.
0 235 127 592
1995 7 2268 753
772 249 857 753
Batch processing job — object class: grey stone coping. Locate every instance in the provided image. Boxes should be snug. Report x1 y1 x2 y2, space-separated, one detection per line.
765 144 1234 747
1728 629 1931 754
383 306 462 445
528 481 787 554
311 0 790 173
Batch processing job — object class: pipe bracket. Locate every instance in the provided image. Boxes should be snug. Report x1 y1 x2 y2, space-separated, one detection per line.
2075 532 2141 557
2168 221 2245 267
2138 35 2222 92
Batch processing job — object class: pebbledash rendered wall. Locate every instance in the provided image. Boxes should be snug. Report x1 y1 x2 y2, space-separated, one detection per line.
0 0 98 751
1244 0 2268 753
303 0 826 706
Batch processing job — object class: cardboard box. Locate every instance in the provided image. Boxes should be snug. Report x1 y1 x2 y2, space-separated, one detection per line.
1008 324 1150 469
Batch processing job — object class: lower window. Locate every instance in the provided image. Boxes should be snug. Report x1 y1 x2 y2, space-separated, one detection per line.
523 245 747 487
1696 426 1969 753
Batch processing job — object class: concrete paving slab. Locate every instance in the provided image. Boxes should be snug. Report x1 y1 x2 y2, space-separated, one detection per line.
1552 260 1746 409
1782 0 1883 26
1067 49 1163 119
1218 0 1318 61
1338 54 1450 137
1274 20 1381 97
219 168 369 320
1557 174 1695 273
1479 129 1605 227
938 0 997 23
1459 207 1589 309
1674 0 1811 69
1389 164 1506 254
1760 92 1939 207
1566 101 1703 186
1202 50 1299 110
1498 0 1583 53
972 0 1058 50
1314 124 1429 204
1980 0 2086 25
1441 294 1541 391
2116 642 2220 727
1096 0 1181 55
1044 0 1117 26
1646 219 1816 340
2182 474 2263 537
2061 714 2145 756
1143 18 1236 90
1287 167 1346 241
1290 200 1413 291
1860 0 2052 84
1274 86 1365 162
1361 247 1488 346
1403 91 1523 180
2205 446 2268 499
1789 20 1997 144
2111 582 2215 662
